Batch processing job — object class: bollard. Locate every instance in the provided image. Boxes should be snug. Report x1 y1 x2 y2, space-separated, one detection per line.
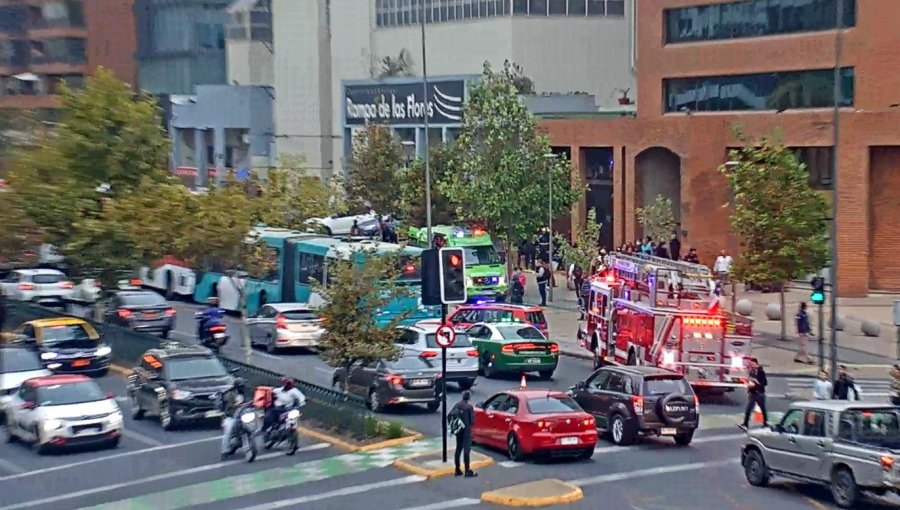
764 303 782 321
860 319 881 338
735 299 754 317
829 314 845 331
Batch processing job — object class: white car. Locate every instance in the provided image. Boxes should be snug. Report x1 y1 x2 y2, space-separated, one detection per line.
396 321 480 390
305 212 381 236
0 268 74 305
246 303 325 352
0 346 52 425
4 374 123 453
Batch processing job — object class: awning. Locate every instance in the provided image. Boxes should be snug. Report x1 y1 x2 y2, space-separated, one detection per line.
12 73 40 82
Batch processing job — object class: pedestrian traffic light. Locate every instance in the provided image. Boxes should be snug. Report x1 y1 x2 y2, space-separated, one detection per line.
810 277 826 305
439 247 467 304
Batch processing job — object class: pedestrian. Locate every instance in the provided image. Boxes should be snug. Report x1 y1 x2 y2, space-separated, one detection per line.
813 370 832 400
794 302 814 364
832 364 860 400
684 248 699 264
669 232 681 261
641 237 654 255
572 262 584 309
535 259 550 307
523 237 536 270
509 267 525 304
654 240 669 259
449 390 477 477
350 220 361 236
740 359 768 429
713 250 733 292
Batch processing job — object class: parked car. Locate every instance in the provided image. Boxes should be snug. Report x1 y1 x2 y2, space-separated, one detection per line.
0 269 73 306
104 289 175 338
0 346 52 425
447 303 548 337
466 323 558 380
305 212 381 236
245 303 324 352
5 317 111 375
473 390 597 462
398 320 479 390
127 344 241 430
332 355 443 412
742 401 900 508
3 374 123 453
570 366 699 446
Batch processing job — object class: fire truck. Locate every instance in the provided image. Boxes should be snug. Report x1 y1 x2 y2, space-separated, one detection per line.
579 253 753 391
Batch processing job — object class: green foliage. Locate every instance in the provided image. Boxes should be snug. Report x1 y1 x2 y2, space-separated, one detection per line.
719 130 830 285
254 154 345 229
500 60 535 95
0 191 43 269
636 195 677 242
384 420 405 439
555 209 602 273
440 62 579 251
398 145 456 226
312 252 409 374
347 124 405 214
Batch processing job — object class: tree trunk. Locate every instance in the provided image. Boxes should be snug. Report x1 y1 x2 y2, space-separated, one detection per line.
234 278 251 359
779 286 787 341
505 236 513 280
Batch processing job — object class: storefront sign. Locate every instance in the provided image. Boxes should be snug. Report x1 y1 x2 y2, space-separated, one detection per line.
344 79 465 126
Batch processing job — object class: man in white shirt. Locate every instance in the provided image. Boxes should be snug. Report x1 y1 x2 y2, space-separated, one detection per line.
713 250 733 292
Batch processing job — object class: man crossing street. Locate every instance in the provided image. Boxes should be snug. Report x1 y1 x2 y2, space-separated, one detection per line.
740 359 768 429
449 390 477 478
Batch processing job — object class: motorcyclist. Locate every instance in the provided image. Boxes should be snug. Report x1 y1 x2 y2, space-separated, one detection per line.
219 386 246 460
198 297 225 341
262 377 306 434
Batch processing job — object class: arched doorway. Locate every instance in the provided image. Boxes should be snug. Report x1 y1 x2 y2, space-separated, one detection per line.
635 147 682 241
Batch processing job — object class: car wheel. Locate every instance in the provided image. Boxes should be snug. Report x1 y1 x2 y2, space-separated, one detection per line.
482 354 497 379
743 449 769 487
426 401 440 413
160 404 177 430
458 379 474 391
161 329 170 340
831 467 859 508
333 378 347 394
673 430 694 446
266 336 277 354
507 432 525 462
538 369 554 380
109 437 120 449
130 393 145 420
609 414 635 446
368 389 385 412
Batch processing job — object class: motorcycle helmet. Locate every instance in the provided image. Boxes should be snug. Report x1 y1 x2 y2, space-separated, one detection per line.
207 296 219 305
280 376 295 390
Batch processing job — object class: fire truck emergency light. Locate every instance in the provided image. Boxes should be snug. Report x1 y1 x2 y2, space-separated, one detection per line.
684 317 722 326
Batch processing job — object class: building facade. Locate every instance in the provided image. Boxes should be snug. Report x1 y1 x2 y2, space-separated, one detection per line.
539 0 900 296
134 0 230 95
0 0 137 115
273 0 636 178
225 0 272 87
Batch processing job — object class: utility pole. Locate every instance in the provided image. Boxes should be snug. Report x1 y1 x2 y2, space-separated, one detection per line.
829 0 844 381
419 1 433 246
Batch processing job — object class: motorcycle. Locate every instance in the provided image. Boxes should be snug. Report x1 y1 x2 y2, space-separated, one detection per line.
223 403 258 463
262 403 303 455
195 312 229 352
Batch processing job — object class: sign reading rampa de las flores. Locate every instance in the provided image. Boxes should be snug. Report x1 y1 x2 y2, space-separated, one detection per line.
344 78 466 126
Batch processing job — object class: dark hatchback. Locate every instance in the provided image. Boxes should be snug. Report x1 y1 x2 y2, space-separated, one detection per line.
127 345 241 430
104 290 175 338
332 355 443 413
570 366 699 446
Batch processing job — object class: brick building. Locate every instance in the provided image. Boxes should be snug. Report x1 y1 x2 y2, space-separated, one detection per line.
539 0 900 296
0 0 137 116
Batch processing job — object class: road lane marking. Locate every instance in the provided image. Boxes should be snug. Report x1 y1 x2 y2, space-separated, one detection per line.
498 461 522 468
123 429 164 447
238 475 428 510
0 443 330 510
398 498 481 510
0 435 221 482
570 458 740 486
0 459 23 474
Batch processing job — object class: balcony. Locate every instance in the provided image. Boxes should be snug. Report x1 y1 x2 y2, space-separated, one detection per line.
29 54 86 75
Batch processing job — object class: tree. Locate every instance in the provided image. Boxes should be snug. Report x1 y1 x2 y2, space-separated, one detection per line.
720 130 829 338
312 253 410 377
440 62 579 270
636 195 677 242
0 191 43 270
377 49 414 79
555 209 602 274
397 145 456 227
347 124 405 214
254 153 345 229
501 60 535 95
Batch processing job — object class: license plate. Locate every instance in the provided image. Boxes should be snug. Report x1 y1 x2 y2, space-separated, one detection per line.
525 358 541 364
213 333 225 339
560 437 579 445
72 359 90 367
409 379 431 387
205 410 223 418
143 312 157 319
661 427 677 436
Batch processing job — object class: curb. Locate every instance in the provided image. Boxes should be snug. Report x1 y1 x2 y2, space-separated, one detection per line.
298 426 422 453
481 479 583 507
394 451 494 479
109 363 131 377
560 348 592 362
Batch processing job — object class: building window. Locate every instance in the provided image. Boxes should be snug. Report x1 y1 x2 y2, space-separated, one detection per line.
793 147 833 190
665 0 856 44
569 0 586 15
586 0 605 16
606 0 624 16
513 0 527 14
529 0 547 15
664 67 855 113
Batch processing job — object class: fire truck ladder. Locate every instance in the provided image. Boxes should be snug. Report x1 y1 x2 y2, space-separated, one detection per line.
615 253 713 278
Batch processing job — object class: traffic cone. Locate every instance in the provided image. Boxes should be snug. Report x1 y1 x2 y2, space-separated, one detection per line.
520 374 527 389
752 404 764 427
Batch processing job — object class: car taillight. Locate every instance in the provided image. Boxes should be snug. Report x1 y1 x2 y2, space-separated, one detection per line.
130 279 143 286
387 375 404 386
582 417 595 427
93 281 103 288
276 314 287 330
117 309 132 318
210 325 226 332
466 349 479 357
632 396 644 414
165 308 176 316
549 343 559 353
882 455 894 471
535 420 551 429
501 343 537 353
17 284 34 291
694 395 700 411
59 281 73 289
501 344 515 353
420 351 439 358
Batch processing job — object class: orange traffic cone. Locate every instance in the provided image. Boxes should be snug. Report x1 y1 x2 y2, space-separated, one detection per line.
752 404 764 427
520 374 527 389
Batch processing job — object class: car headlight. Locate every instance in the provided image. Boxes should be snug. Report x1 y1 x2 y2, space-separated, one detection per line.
95 345 112 357
170 389 193 400
240 412 255 424
108 411 123 424
41 352 58 360
42 419 64 431
287 409 300 420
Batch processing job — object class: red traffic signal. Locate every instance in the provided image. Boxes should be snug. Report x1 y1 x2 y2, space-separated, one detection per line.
449 254 462 267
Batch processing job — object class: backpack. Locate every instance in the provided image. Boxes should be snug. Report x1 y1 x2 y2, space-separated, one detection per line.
511 277 524 295
252 386 274 409
447 407 465 435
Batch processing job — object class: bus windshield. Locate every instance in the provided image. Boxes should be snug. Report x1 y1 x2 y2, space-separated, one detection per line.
463 246 500 266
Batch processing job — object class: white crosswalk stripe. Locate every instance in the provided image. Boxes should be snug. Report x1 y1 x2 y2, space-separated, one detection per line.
786 378 892 398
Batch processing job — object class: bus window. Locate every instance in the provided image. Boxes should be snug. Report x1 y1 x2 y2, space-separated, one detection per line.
299 253 325 285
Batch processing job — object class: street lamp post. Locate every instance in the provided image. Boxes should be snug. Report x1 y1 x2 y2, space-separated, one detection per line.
419 1 433 246
829 0 845 381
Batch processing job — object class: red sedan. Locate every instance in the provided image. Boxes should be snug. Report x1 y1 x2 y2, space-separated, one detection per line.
472 390 597 462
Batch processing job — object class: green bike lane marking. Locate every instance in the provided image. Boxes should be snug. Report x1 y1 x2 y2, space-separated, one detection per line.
77 437 444 510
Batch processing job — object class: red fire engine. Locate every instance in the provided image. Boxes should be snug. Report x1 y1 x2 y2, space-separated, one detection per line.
579 253 753 391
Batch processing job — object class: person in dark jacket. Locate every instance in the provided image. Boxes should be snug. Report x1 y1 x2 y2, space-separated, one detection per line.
832 365 860 400
794 302 814 364
741 359 769 429
451 390 477 477
669 233 681 261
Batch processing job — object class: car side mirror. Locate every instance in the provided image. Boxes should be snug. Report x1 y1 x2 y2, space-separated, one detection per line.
575 381 586 390
475 401 484 409
772 424 784 433
230 368 240 375
106 392 115 399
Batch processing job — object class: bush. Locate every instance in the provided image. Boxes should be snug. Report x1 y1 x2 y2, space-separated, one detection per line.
385 421 405 439
364 416 383 438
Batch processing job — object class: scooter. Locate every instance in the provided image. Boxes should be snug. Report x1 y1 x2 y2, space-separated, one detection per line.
262 403 303 455
223 403 258 463
195 312 229 352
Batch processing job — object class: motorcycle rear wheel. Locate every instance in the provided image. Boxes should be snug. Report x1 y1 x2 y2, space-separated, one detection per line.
286 431 298 456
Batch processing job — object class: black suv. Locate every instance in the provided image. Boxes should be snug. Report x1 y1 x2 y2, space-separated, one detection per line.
126 344 242 430
569 366 699 446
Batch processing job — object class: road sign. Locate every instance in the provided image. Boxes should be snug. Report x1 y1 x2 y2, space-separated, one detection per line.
435 325 456 348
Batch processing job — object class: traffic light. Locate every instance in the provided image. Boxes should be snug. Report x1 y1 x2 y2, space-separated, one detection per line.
439 247 467 304
421 249 441 306
810 277 826 305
